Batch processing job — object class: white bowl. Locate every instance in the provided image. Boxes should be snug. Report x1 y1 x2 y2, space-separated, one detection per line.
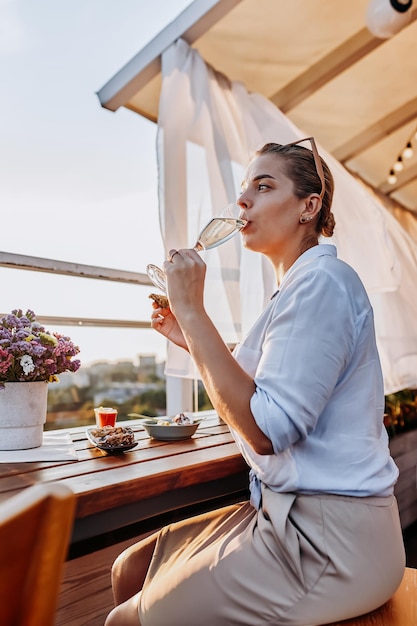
141 419 201 441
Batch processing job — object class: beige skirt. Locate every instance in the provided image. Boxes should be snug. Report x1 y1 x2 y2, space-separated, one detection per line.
138 487 405 626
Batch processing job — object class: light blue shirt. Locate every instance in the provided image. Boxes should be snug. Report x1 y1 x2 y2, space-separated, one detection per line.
232 244 398 508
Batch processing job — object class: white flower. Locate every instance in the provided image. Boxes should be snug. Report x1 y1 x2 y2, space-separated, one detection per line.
20 355 35 375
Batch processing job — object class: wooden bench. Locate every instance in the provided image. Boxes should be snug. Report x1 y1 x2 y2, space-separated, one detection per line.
326 567 417 625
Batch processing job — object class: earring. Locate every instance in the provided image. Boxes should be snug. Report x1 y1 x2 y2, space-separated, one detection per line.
300 215 312 223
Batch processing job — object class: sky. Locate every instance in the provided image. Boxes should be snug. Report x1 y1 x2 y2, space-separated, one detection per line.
0 0 193 366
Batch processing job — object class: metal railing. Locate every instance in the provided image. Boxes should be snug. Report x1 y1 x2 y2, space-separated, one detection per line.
0 251 153 328
0 250 197 414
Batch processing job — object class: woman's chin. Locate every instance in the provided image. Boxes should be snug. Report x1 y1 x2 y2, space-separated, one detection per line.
241 230 257 251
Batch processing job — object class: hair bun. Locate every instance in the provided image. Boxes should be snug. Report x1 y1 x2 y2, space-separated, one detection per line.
321 211 335 238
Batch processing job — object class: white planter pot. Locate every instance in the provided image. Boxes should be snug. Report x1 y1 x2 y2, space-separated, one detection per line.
0 381 48 450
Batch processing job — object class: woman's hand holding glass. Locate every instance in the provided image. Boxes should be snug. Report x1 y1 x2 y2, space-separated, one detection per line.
149 202 246 348
146 203 246 293
151 245 208 350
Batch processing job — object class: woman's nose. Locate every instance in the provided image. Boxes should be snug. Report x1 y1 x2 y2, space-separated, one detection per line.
237 191 248 208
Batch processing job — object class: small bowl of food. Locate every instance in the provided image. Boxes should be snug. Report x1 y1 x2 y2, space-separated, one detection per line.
141 413 202 441
86 425 138 453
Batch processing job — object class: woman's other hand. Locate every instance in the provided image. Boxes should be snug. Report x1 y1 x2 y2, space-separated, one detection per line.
150 301 188 351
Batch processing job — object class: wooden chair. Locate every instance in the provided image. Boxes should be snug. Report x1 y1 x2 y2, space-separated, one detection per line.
326 567 417 625
0 483 76 626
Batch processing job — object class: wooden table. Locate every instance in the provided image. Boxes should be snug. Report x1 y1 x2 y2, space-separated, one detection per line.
0 411 249 557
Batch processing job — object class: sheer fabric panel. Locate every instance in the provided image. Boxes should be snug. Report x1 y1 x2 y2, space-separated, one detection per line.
157 39 417 393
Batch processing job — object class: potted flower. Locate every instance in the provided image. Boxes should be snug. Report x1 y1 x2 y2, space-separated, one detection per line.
0 309 81 450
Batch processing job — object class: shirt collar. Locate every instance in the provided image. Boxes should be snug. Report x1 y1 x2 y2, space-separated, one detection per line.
271 244 337 298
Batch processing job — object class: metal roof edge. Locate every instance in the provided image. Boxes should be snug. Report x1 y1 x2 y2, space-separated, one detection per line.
96 0 242 112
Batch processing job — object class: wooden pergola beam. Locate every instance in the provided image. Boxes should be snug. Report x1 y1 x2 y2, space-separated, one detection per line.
333 97 417 163
271 9 417 114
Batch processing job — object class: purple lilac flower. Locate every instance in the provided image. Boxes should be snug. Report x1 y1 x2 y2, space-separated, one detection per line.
0 309 81 386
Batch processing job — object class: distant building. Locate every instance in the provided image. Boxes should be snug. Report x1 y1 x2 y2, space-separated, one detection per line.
94 381 160 405
54 355 165 392
56 369 90 389
138 354 165 379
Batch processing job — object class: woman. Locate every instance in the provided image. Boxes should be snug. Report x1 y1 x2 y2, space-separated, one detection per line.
105 138 405 626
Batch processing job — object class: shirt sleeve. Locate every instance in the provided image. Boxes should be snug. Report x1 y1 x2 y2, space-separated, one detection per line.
250 264 361 454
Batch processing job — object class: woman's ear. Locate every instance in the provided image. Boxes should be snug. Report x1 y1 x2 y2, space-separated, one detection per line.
299 194 322 224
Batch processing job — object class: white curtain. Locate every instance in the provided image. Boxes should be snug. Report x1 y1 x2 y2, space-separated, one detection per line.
157 38 417 394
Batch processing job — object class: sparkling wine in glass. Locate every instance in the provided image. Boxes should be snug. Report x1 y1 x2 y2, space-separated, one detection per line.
146 203 247 293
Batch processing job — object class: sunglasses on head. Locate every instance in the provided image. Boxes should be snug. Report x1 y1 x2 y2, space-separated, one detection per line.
284 137 325 200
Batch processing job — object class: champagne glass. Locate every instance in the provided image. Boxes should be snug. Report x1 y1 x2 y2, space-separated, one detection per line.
146 203 247 293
